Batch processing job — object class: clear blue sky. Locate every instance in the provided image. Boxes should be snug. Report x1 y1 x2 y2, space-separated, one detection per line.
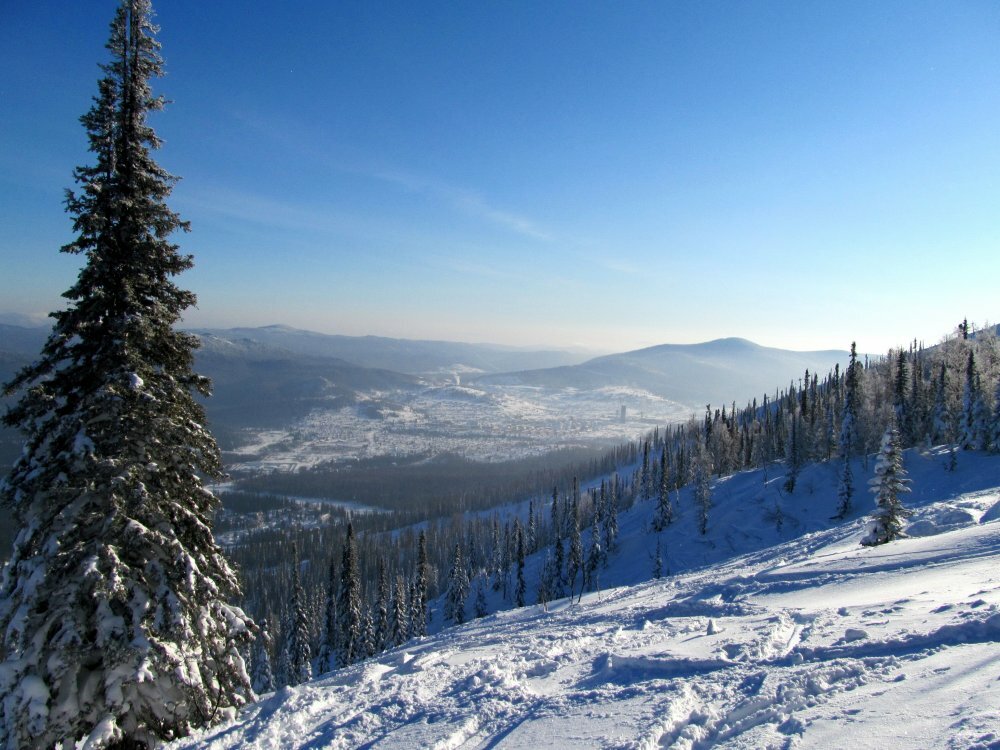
2 1 998 354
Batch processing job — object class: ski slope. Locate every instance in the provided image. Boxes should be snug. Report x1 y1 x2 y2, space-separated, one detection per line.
175 449 1000 749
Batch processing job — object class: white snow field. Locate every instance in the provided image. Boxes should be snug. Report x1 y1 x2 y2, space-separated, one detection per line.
177 449 1000 749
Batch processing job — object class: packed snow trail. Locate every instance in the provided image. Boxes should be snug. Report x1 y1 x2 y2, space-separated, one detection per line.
174 451 1000 749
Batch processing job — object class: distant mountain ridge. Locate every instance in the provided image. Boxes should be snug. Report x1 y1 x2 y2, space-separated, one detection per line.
475 337 849 408
192 333 421 430
190 325 597 375
0 323 846 444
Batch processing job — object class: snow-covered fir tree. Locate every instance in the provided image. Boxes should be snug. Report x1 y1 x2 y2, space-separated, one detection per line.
567 494 584 602
640 440 652 501
586 509 602 591
892 349 909 422
316 556 339 675
374 558 391 654
960 351 989 451
391 574 410 647
783 411 802 494
0 3 254 746
602 479 619 557
693 439 713 535
250 618 275 696
652 447 674 531
337 523 363 667
499 521 512 599
514 521 527 608
526 499 537 554
833 343 861 518
537 551 554 610
545 537 563 599
931 361 952 444
489 516 504 592
445 543 469 625
280 559 313 687
863 422 912 546
835 455 855 519
410 531 429 638
361 608 377 660
474 577 489 619
550 486 562 547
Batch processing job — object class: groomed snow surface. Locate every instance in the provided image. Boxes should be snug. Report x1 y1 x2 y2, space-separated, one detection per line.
175 449 1000 749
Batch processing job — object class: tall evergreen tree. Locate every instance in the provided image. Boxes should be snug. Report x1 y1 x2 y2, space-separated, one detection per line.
585 509 602 592
316 555 339 675
374 558 391 654
783 411 802 494
391 574 410 647
602 479 619 557
892 349 909 422
474 576 489 619
0 3 254 746
445 543 469 625
567 495 584 602
337 523 363 668
360 606 377 660
640 441 652 500
834 342 861 518
514 520 526 608
550 486 561 544
960 351 988 451
526 499 537 554
652 446 674 531
693 439 712 535
410 531 429 638
250 618 275 696
489 516 504 592
281 558 313 687
537 551 554 611
931 361 952 444
835 454 855 520
840 342 860 456
652 536 663 580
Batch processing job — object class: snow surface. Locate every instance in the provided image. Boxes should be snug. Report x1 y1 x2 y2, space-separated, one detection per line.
175 449 1000 749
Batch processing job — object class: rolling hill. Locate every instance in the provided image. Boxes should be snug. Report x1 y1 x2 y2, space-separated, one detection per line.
475 337 849 409
190 325 598 375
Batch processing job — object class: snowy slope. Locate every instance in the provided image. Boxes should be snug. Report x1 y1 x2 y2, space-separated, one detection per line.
174 450 1000 749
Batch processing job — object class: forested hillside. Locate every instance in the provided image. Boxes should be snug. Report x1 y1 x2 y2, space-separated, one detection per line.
176 350 1000 749
228 324 1000 691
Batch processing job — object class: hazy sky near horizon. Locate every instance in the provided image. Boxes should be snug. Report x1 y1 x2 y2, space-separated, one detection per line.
1 1 998 355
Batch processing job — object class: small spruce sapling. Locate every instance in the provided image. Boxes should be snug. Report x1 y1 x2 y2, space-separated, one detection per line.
862 423 912 546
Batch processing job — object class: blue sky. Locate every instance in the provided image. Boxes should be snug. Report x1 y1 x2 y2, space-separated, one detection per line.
2 1 998 354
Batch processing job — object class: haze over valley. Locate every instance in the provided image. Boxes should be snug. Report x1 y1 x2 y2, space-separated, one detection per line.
2 322 847 483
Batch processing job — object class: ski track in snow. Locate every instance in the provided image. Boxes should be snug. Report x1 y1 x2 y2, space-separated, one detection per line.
174 451 1000 749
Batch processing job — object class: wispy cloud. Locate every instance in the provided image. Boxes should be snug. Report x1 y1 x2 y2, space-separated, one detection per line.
175 185 353 235
229 110 555 243
369 168 554 243
598 256 642 275
430 255 516 280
